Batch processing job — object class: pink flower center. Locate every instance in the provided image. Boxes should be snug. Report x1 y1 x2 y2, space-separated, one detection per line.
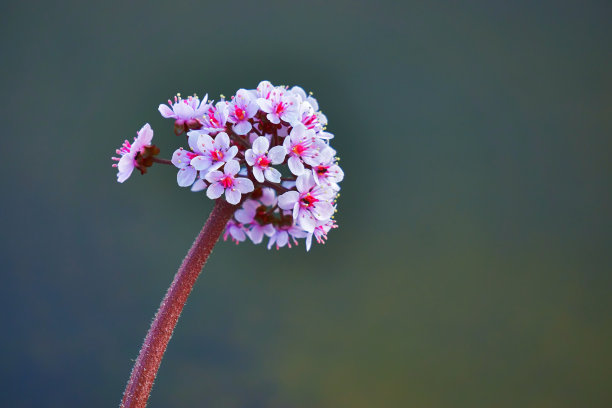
315 165 329 176
211 149 224 162
300 193 318 208
220 175 234 188
275 102 285 115
235 107 245 121
292 144 305 156
256 156 271 168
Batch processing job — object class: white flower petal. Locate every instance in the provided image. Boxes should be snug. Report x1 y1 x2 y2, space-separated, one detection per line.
225 188 241 205
264 168 281 183
253 136 269 155
234 178 254 193
278 191 299 210
268 146 286 164
177 166 197 187
206 182 224 199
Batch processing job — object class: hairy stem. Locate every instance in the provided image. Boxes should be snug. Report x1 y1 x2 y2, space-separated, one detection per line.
120 199 237 408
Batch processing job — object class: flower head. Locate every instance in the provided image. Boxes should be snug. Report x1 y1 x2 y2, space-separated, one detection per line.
159 94 209 135
111 123 155 183
205 160 254 205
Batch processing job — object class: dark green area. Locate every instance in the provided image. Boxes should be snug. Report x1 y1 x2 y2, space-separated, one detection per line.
1 1 611 407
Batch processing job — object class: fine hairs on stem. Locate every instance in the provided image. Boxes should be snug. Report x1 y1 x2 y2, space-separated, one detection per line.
121 199 237 408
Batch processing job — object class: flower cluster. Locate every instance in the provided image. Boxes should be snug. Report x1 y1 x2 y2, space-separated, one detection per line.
112 81 343 250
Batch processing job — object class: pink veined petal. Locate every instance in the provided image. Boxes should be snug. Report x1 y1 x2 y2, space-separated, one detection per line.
206 182 224 199
232 120 252 135
252 166 265 183
198 133 214 152
245 149 256 166
117 168 133 183
138 123 154 145
225 188 241 205
290 123 306 141
191 155 212 171
215 132 230 150
313 201 334 220
276 231 289 247
172 149 190 168
158 104 175 118
253 137 269 155
248 227 264 244
177 166 197 187
260 188 277 206
117 155 134 173
267 234 277 250
298 210 316 233
305 233 313 251
268 146 286 164
226 145 239 161
295 174 312 193
224 159 240 176
288 156 305 176
187 131 200 152
234 177 254 193
235 209 253 224
245 101 259 118
191 179 207 192
292 202 300 220
256 98 273 113
205 170 224 183
264 168 281 183
263 224 276 237
278 191 299 210
266 113 280 124
231 226 246 242
173 102 194 119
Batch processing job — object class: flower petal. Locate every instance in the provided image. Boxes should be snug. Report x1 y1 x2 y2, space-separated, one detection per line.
264 167 281 183
206 182 224 199
253 166 264 183
288 156 305 175
158 104 175 118
253 136 269 155
268 146 286 164
190 155 211 171
234 177 254 193
224 159 240 175
225 188 241 204
278 191 299 210
177 166 197 187
233 120 252 135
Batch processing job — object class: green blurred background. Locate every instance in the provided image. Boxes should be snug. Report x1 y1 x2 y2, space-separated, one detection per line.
1 1 611 407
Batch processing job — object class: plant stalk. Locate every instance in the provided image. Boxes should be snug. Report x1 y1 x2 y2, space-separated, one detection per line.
120 199 237 408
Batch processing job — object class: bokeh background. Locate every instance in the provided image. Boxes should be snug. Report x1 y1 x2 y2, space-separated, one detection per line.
2 1 611 407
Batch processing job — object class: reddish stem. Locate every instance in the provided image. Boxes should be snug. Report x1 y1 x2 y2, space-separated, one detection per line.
120 199 237 408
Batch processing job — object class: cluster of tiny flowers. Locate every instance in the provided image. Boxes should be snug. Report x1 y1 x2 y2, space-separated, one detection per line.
112 81 343 251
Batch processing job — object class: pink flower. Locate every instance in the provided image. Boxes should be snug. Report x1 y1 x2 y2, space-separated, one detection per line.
311 147 344 190
205 160 254 204
223 220 248 244
190 132 238 177
171 131 210 187
277 174 335 233
305 219 337 251
159 94 209 135
228 89 258 135
245 136 286 183
283 124 326 175
267 224 308 250
112 123 154 183
256 88 299 125
234 200 275 244
201 101 229 133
